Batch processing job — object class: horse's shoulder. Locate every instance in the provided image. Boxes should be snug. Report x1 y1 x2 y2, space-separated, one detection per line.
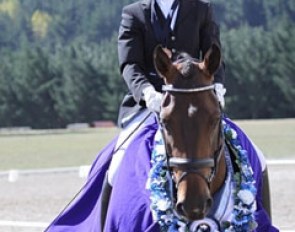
120 0 147 26
122 1 142 13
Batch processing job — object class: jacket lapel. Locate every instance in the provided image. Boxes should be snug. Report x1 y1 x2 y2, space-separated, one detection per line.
141 0 160 43
175 0 195 25
141 0 194 27
141 0 152 23
140 0 195 45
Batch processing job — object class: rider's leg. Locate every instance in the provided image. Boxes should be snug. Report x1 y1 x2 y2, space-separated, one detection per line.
100 172 112 232
251 141 272 220
262 167 272 221
224 118 272 221
99 109 151 231
108 109 151 185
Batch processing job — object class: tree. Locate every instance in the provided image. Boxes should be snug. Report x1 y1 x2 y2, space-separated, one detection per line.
0 0 294 128
222 23 295 119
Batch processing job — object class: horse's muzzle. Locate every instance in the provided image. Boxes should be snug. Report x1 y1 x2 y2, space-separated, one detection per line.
175 196 213 221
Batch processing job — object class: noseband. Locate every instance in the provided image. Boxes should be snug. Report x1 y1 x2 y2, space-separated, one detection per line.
160 84 224 188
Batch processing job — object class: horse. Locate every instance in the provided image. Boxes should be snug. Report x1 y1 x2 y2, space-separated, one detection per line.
149 43 277 231
153 43 227 223
46 43 277 232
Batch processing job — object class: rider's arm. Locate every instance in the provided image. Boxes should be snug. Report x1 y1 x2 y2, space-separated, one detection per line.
118 5 153 104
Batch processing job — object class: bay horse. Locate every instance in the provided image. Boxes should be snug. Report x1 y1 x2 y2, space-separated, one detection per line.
153 43 227 222
150 43 274 231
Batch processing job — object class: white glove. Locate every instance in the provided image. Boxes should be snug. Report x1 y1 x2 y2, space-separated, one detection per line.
143 86 162 113
214 83 226 108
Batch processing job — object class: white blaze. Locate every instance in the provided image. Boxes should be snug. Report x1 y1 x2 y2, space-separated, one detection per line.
188 104 198 117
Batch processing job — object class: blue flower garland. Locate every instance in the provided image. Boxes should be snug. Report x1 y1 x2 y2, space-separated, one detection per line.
222 122 257 232
146 120 257 232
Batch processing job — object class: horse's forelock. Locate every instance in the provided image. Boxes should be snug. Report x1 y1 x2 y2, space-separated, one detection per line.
180 60 194 78
174 52 195 79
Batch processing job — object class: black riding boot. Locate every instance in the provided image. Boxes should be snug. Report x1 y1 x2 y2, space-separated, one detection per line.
100 173 112 232
262 167 272 221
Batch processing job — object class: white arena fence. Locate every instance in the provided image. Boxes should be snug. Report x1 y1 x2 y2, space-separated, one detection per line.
0 160 295 182
0 165 91 182
0 160 294 231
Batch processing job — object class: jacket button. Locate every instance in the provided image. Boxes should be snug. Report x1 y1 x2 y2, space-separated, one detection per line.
172 48 176 53
171 36 176 41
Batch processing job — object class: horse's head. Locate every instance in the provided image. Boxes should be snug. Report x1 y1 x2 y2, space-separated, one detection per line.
153 44 225 221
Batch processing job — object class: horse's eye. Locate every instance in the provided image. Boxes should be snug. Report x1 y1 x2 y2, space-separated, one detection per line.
162 92 171 108
160 118 170 129
160 93 175 121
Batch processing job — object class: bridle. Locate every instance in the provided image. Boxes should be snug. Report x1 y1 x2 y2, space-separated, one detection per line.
159 84 224 189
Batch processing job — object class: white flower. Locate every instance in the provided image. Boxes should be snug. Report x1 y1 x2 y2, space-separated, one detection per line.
145 178 151 189
177 220 187 232
157 199 171 211
155 144 166 156
160 213 174 224
154 130 163 141
230 129 237 139
237 189 255 205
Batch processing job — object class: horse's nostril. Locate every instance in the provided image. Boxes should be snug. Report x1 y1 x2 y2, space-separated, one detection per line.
176 197 213 221
206 197 213 209
176 202 185 216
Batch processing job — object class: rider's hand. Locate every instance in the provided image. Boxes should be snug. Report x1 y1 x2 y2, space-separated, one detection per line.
143 86 162 113
214 83 226 108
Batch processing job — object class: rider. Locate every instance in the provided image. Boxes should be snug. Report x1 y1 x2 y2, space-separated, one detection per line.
100 0 226 229
108 0 225 185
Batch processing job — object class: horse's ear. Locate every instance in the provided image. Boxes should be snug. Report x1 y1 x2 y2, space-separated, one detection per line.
203 43 221 75
153 45 173 82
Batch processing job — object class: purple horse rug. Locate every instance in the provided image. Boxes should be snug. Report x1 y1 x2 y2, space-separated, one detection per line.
45 116 278 232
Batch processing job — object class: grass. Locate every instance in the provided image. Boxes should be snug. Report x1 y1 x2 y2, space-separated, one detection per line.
0 128 119 170
0 119 294 171
234 118 295 159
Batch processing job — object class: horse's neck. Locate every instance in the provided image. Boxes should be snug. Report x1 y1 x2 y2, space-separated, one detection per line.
211 151 227 194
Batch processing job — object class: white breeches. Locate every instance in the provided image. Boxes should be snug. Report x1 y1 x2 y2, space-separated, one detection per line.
107 109 152 186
